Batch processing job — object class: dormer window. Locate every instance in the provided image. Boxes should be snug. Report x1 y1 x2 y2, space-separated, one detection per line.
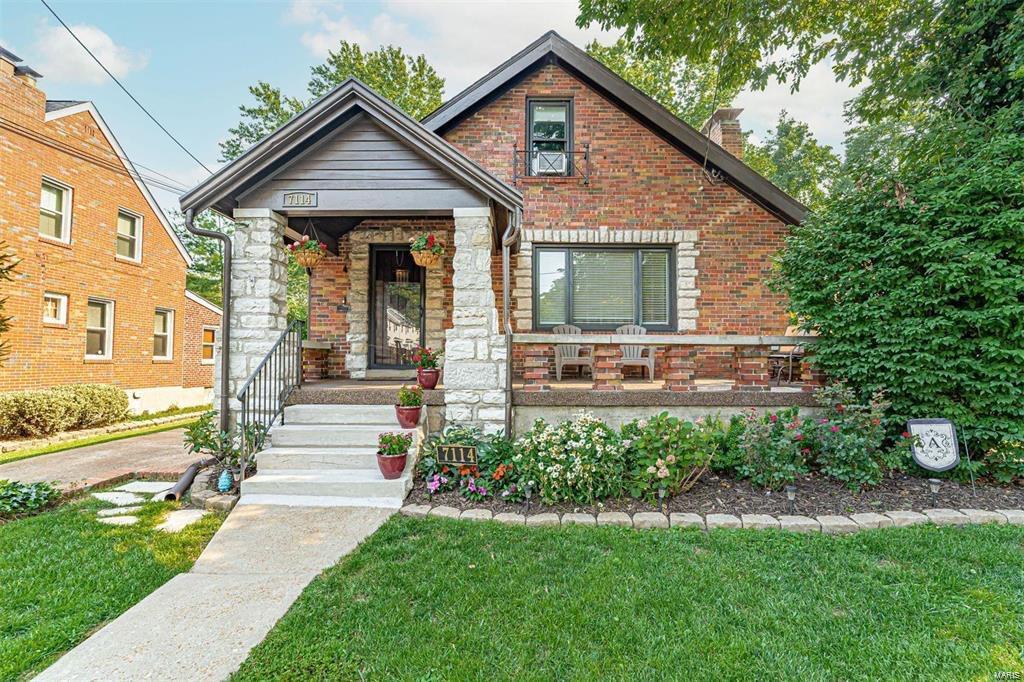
527 99 572 176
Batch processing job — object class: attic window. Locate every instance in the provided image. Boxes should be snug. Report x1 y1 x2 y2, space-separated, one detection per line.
527 99 572 176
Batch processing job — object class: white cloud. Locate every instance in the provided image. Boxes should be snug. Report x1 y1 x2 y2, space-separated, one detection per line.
33 22 148 85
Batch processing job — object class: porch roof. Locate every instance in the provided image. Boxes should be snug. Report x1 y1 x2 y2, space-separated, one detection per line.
179 78 523 218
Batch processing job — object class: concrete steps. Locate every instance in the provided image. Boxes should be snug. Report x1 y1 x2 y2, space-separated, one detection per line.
240 403 417 509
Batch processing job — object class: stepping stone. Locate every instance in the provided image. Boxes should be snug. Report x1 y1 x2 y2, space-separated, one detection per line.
960 509 1007 525
850 513 893 529
996 509 1024 525
562 513 597 526
98 505 142 517
778 515 820 533
741 514 780 530
705 514 741 530
400 504 431 518
116 481 176 494
460 509 492 521
885 510 928 527
817 515 859 534
427 505 460 519
93 492 145 507
156 510 208 533
596 512 633 527
669 513 705 530
526 513 560 526
923 508 969 526
633 512 669 529
205 495 238 513
98 515 138 526
493 512 525 525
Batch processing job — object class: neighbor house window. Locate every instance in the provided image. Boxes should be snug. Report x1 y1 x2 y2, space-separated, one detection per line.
527 99 571 176
534 247 673 330
42 292 68 325
39 179 72 242
153 309 173 359
86 298 113 358
116 209 141 260
201 326 216 364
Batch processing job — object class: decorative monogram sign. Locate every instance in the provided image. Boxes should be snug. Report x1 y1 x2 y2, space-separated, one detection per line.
437 444 478 466
907 419 960 472
282 191 317 208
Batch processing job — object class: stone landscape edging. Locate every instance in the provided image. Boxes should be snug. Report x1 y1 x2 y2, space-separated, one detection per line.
0 413 201 453
401 504 1024 533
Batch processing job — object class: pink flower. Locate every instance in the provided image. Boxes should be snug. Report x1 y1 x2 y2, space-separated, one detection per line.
769 414 778 423
301 234 310 242
666 454 676 464
831 425 840 433
657 468 669 479
794 433 804 441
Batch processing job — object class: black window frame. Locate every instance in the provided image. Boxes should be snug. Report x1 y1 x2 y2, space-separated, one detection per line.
532 245 676 332
526 98 573 177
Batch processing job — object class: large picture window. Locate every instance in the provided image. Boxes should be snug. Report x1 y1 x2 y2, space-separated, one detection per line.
534 247 673 330
527 99 572 176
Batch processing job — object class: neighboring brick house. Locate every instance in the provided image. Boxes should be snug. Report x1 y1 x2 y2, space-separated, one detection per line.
0 47 220 412
180 31 810 435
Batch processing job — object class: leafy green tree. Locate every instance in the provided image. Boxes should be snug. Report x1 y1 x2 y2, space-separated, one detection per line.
171 211 230 306
743 112 841 210
586 38 739 127
220 42 444 162
0 242 17 364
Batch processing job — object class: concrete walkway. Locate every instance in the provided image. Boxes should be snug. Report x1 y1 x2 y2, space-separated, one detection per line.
36 504 393 681
0 428 194 490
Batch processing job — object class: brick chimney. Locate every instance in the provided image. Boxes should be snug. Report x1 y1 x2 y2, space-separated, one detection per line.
701 107 744 160
0 46 47 119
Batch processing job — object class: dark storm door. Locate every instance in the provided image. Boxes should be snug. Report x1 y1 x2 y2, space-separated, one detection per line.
369 246 426 369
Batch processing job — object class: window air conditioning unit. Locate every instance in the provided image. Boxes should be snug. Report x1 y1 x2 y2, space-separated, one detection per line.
532 151 567 175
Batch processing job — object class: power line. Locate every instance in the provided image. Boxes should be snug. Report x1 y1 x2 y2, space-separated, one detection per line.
38 0 213 174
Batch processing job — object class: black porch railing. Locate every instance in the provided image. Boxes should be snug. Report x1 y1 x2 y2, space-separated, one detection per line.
512 143 591 185
236 320 304 482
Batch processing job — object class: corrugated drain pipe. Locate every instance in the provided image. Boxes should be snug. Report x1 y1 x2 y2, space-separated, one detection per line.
184 208 232 433
501 207 522 436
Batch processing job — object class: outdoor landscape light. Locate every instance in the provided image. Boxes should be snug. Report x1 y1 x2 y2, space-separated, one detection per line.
524 484 532 515
785 485 797 514
928 478 941 506
658 487 667 514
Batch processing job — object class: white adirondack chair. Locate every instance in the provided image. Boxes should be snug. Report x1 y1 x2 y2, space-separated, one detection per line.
615 324 656 381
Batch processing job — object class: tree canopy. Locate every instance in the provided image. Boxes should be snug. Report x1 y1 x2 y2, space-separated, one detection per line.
743 112 841 210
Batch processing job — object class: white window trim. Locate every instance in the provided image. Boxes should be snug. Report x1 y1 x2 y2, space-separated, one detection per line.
39 177 73 244
201 325 217 365
42 292 69 325
153 308 174 360
115 207 144 263
85 298 114 359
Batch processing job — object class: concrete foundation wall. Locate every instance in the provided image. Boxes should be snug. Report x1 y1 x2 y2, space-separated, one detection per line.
512 404 820 434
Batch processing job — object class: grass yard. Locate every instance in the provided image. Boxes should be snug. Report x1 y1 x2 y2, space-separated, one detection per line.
0 496 222 680
236 516 1024 681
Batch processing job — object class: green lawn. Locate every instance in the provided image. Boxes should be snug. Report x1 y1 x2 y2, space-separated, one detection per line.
0 496 222 680
236 517 1024 681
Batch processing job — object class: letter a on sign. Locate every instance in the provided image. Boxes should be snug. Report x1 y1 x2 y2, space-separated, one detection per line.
906 419 960 472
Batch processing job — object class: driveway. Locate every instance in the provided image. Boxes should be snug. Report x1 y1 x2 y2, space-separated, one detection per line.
0 428 197 490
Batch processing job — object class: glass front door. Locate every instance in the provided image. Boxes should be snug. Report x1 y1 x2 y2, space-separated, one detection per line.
369 247 425 368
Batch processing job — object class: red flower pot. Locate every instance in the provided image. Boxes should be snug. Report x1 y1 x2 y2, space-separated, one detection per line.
417 368 440 390
395 405 422 429
376 453 408 480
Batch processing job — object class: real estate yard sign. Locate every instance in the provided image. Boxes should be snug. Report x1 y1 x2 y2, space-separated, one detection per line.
907 419 961 472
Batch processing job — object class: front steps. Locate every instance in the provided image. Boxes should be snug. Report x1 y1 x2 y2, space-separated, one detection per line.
239 404 416 509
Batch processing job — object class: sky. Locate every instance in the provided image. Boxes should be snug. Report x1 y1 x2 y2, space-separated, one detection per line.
2 0 859 214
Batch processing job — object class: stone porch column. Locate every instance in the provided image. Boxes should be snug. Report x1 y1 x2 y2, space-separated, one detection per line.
443 207 507 434
216 208 290 428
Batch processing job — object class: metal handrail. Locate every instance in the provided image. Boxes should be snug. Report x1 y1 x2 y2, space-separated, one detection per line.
236 319 304 482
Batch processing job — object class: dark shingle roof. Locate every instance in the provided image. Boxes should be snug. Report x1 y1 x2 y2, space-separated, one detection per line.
0 46 22 63
45 100 86 113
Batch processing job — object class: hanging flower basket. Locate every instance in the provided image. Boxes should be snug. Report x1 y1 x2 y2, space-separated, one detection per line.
410 234 443 268
289 234 328 270
294 250 323 269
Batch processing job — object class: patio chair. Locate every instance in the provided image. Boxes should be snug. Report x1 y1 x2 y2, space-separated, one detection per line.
769 325 810 384
552 324 593 381
616 324 657 381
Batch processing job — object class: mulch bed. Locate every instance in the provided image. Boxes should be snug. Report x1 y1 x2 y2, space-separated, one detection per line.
407 471 1024 517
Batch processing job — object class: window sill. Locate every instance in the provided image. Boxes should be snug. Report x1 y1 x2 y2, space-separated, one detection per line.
38 235 72 249
200 360 215 366
42 321 68 329
115 256 143 267
152 358 174 363
84 356 112 363
517 175 585 185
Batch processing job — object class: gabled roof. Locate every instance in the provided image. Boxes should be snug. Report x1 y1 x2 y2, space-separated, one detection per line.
44 101 193 265
423 31 807 224
185 290 223 316
180 78 523 217
46 100 85 113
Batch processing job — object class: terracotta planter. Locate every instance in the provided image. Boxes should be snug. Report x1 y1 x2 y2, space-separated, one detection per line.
411 250 441 268
376 453 408 480
395 405 422 429
417 367 440 390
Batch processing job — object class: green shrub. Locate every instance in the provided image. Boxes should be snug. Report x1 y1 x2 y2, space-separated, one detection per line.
0 384 129 439
620 412 716 500
704 414 747 473
513 411 628 504
737 408 810 490
982 441 1024 484
57 384 129 429
0 480 60 518
417 426 521 501
183 410 267 468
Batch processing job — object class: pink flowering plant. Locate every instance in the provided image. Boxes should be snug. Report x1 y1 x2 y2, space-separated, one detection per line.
377 432 412 457
737 407 810 490
620 412 716 501
409 233 443 256
287 234 328 255
416 425 522 501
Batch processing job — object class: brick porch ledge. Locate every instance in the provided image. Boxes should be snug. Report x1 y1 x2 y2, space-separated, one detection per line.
512 389 818 407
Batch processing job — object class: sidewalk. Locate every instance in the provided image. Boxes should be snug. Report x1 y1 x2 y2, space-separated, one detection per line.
0 428 195 490
35 504 393 681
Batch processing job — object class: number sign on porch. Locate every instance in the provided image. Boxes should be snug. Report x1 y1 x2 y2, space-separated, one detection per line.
437 444 478 467
282 191 317 208
906 419 961 472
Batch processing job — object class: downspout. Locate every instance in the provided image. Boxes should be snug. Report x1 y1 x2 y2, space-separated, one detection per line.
184 208 232 433
501 207 522 436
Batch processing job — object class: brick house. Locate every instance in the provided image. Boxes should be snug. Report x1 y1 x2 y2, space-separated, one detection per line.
0 47 220 412
178 31 821 506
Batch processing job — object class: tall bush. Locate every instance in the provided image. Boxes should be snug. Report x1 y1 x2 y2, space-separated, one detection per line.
0 385 129 439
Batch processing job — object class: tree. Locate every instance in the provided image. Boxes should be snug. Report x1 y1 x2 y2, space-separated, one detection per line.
171 211 231 306
220 42 444 162
586 38 740 128
743 112 841 210
0 242 17 364
576 0 974 122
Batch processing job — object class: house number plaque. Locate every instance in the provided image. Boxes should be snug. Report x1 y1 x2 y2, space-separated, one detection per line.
282 191 317 208
437 444 478 466
906 419 961 472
